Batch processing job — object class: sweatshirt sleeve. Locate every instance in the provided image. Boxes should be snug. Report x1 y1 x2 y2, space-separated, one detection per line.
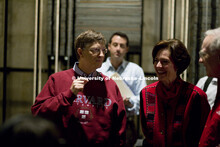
140 89 147 136
31 76 76 119
110 81 127 147
198 91 210 133
184 87 210 147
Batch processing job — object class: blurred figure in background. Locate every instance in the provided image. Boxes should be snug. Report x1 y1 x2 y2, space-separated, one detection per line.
98 32 146 147
0 114 63 147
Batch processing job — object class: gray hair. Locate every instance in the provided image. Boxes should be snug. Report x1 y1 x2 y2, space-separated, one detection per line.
204 27 220 54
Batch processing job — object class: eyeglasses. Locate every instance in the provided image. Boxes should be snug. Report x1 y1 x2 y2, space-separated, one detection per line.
199 50 208 59
89 48 108 55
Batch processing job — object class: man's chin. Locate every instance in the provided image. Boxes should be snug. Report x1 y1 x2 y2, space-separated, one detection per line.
96 63 103 68
112 55 123 60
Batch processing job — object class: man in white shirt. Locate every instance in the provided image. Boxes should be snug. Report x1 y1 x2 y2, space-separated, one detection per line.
196 76 217 109
97 32 146 147
98 32 146 115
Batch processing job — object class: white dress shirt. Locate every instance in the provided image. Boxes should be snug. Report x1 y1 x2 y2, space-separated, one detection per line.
196 76 217 109
97 57 147 115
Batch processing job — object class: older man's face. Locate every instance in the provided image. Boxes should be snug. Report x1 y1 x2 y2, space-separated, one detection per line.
199 35 220 78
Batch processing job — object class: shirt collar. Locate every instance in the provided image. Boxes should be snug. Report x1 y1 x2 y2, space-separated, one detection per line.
121 59 127 69
106 57 127 70
212 77 218 85
212 78 218 82
73 62 98 77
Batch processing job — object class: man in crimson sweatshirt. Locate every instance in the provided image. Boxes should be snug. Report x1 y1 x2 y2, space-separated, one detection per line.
198 27 220 146
31 30 126 147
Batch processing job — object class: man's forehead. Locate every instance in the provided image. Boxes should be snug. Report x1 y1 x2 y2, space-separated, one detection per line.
112 35 126 42
202 35 215 48
86 42 105 48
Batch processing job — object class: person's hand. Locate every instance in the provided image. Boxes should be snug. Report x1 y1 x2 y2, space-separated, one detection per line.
123 97 133 108
70 77 89 95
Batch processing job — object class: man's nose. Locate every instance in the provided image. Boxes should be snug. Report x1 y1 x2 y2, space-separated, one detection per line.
116 45 121 50
199 57 203 63
99 50 105 57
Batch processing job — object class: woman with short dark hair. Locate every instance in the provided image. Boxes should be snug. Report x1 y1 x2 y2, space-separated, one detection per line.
140 39 210 147
152 39 191 76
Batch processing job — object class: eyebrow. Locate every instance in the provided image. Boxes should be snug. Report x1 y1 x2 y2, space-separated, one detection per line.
199 50 206 57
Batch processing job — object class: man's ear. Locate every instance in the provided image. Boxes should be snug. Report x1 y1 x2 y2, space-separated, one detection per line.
123 46 129 54
77 48 83 57
125 46 129 53
108 43 111 51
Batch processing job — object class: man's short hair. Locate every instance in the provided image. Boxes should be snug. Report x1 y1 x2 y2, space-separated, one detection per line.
74 30 106 59
109 32 129 47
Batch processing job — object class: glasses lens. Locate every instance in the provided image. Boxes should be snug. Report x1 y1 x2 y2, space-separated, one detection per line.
103 49 107 54
89 48 107 55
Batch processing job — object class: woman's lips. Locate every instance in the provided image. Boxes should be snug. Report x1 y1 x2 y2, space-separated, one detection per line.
157 70 166 74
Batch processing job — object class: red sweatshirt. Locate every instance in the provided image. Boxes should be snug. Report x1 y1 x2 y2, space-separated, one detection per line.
31 69 126 147
140 78 210 147
199 97 220 147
